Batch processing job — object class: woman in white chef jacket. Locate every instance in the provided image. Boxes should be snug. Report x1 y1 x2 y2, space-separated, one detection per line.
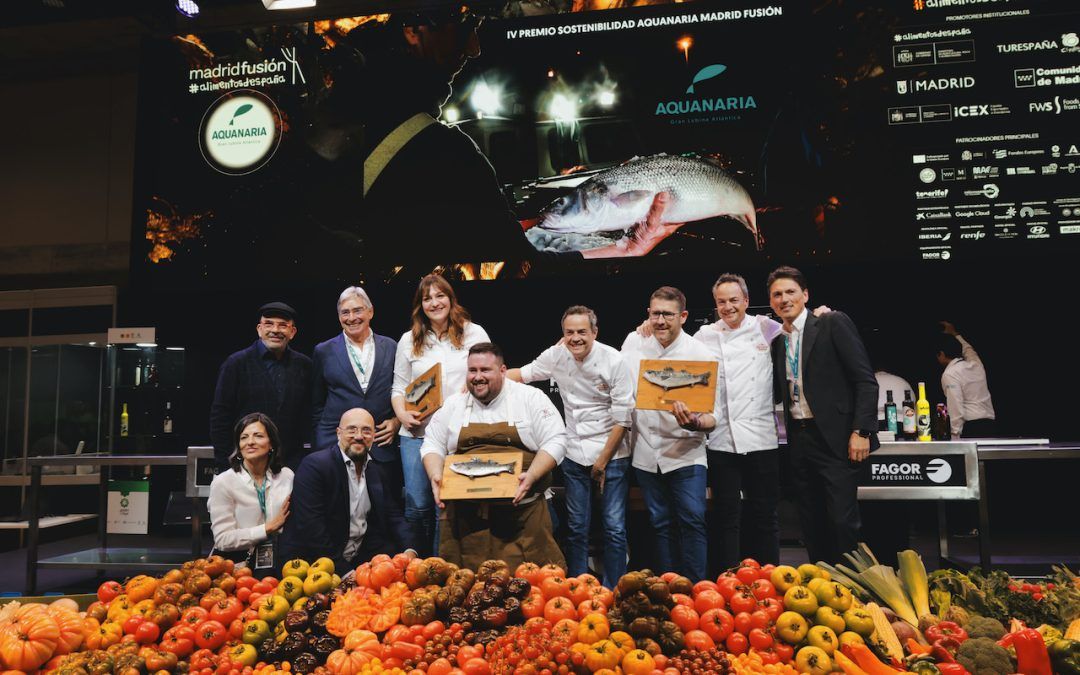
208 412 292 565
391 274 489 556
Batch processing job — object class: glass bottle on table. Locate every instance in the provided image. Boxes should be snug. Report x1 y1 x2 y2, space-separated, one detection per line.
884 390 898 434
916 382 932 442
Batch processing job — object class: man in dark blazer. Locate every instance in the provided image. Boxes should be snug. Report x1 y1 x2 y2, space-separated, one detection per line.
210 302 312 471
768 266 879 565
311 287 401 462
280 408 408 571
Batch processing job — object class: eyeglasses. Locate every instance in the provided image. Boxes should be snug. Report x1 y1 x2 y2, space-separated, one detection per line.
648 310 679 320
341 425 373 435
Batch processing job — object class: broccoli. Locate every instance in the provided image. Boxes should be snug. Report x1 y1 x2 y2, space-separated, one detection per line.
956 637 1014 675
964 615 1007 640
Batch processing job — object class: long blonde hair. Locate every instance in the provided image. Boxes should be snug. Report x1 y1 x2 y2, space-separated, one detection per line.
411 274 471 356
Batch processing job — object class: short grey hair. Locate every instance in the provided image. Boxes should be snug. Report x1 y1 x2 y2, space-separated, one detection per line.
712 273 750 303
337 286 372 311
561 305 598 331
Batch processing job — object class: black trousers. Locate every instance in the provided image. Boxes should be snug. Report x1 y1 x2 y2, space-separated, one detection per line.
961 418 997 438
707 449 781 574
787 419 862 565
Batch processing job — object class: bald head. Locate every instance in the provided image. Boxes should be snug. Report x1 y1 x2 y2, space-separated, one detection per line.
337 408 375 462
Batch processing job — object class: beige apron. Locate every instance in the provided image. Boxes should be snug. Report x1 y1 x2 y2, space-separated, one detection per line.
439 402 565 570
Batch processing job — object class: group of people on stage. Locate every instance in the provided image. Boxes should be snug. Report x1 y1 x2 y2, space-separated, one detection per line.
205 265 938 582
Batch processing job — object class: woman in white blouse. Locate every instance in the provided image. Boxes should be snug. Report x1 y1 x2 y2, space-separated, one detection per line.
208 412 292 563
392 274 489 555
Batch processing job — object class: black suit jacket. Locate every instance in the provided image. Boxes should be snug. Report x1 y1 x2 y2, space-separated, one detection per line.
772 312 880 457
210 341 312 471
278 445 407 572
311 333 399 462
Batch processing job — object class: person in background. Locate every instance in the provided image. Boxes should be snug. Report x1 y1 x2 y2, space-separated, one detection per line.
208 413 292 565
938 320 996 438
391 274 490 555
311 287 401 462
280 408 409 572
769 266 878 565
421 343 567 570
692 274 784 573
210 302 312 471
507 305 634 588
621 286 724 581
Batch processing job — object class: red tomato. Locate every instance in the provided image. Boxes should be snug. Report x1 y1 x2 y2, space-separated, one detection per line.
671 593 693 608
759 564 776 580
693 589 725 615
750 579 777 601
733 611 753 635
669 605 699 634
461 657 491 675
735 566 760 586
235 575 257 590
162 628 195 657
210 597 243 626
699 608 734 643
725 631 749 655
456 645 482 666
693 580 720 596
729 589 758 615
383 625 411 644
123 616 146 635
540 576 571 600
716 576 742 601
428 658 453 675
750 610 771 631
260 576 278 588
422 621 446 640
235 588 251 604
195 620 228 650
683 630 716 652
228 618 244 640
774 642 794 663
748 628 774 650
97 580 122 604
250 582 272 595
760 597 784 622
753 647 780 665
740 558 761 570
389 641 424 662
182 607 211 628
135 621 161 644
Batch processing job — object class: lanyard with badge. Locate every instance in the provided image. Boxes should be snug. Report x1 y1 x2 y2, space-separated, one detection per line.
244 467 276 570
785 331 802 404
346 340 368 379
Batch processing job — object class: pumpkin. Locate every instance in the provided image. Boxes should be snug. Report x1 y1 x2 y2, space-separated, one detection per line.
399 597 435 627
325 648 370 675
621 649 655 675
0 610 60 670
585 640 621 672
46 606 85 655
124 575 159 604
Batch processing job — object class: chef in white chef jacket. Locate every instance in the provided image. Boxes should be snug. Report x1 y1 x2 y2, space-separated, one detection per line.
620 286 726 582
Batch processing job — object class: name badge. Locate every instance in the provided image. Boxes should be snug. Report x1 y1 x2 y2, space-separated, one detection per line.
253 541 275 570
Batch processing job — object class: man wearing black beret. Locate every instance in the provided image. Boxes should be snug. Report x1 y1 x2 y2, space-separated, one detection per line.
210 302 313 471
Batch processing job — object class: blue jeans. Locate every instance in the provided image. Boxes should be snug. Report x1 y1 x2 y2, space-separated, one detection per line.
562 457 630 588
400 435 436 555
635 464 708 581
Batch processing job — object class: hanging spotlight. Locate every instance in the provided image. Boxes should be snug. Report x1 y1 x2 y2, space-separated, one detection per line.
176 0 199 17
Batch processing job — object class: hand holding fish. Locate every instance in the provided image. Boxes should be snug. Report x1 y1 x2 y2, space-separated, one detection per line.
374 417 401 446
397 409 424 433
580 192 685 259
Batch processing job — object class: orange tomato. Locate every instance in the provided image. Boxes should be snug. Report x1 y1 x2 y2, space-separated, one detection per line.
543 597 577 624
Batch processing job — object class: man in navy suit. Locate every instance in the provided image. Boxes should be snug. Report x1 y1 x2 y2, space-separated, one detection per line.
280 408 409 570
769 266 879 565
312 287 401 463
210 302 312 471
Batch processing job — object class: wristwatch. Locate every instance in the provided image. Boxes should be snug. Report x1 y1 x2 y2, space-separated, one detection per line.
854 429 872 438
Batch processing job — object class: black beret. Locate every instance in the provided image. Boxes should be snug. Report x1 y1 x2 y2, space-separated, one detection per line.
259 302 297 322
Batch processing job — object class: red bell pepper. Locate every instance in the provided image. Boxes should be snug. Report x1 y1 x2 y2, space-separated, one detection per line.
936 664 970 675
924 621 969 644
998 628 1052 675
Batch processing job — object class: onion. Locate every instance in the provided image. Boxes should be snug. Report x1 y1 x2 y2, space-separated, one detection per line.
892 620 919 644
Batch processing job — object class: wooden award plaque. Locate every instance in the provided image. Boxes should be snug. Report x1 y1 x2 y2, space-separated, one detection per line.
404 363 442 421
439 451 524 501
634 359 719 413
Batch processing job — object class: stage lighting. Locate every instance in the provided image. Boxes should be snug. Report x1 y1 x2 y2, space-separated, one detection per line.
176 0 199 17
262 0 317 9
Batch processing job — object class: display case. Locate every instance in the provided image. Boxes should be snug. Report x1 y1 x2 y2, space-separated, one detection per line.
105 344 186 454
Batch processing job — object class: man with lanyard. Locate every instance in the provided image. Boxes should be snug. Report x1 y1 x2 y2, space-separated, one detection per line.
768 266 878 565
507 305 635 587
311 287 401 463
421 342 567 570
210 302 312 471
621 286 725 582
693 274 786 573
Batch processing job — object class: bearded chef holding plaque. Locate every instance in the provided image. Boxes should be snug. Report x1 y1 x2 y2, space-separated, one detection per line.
420 342 567 570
